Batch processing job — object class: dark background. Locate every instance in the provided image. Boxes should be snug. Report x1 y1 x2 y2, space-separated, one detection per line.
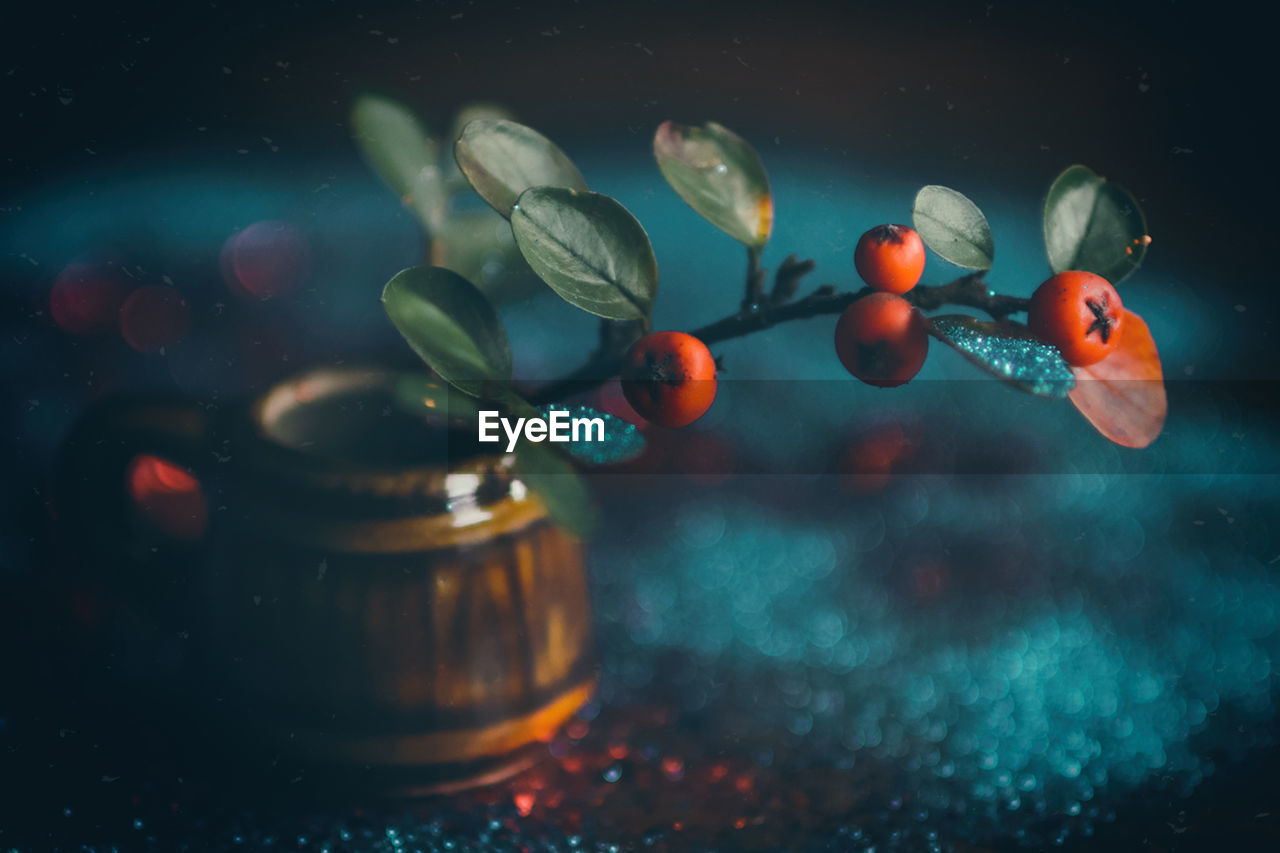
3 0 1272 283
4 0 1274 359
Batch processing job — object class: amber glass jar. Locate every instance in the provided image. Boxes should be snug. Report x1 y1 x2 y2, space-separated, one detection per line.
56 367 596 794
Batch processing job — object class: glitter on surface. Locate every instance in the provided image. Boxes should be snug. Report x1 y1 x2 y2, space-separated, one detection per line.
584 470 1280 847
538 404 645 465
928 315 1075 397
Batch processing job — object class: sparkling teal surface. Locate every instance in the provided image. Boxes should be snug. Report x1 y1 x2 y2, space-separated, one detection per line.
927 315 1075 397
591 465 1280 848
538 404 645 465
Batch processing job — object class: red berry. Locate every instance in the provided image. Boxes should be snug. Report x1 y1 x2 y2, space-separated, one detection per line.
49 265 129 335
854 224 926 294
834 293 929 388
119 286 192 353
620 331 718 427
1027 271 1124 367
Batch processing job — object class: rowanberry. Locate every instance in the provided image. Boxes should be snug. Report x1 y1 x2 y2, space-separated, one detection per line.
620 331 718 427
854 224 926 294
834 292 929 388
1027 271 1124 367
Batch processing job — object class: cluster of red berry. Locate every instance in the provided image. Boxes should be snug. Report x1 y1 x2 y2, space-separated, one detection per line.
620 225 1126 427
838 225 1125 384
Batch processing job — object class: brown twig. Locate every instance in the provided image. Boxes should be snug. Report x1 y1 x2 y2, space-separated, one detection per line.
769 254 816 305
742 245 766 310
526 262 1028 405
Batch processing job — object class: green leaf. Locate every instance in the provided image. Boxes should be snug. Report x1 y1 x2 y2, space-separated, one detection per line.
927 314 1075 397
392 373 483 426
487 385 544 423
430 209 538 302
1043 165 1149 285
454 118 587 217
911 185 995 270
448 104 517 154
511 187 658 321
351 95 446 229
442 103 517 189
654 120 773 248
513 438 598 538
381 266 512 397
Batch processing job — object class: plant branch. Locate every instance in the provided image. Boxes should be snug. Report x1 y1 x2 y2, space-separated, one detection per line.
526 266 1028 405
742 245 766 310
769 254 816 305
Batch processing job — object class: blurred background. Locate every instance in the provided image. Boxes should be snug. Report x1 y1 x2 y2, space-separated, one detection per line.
2 0 1278 849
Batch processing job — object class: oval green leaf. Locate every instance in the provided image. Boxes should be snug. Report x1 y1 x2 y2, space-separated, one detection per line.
454 118 587 218
392 373 483 427
442 103 517 189
351 94 445 229
654 120 773 248
927 314 1075 397
513 438 598 539
430 209 538 302
1044 165 1149 285
511 187 658 321
448 103 516 154
381 266 512 397
911 185 994 270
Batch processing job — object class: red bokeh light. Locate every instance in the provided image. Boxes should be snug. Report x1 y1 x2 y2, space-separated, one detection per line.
49 264 129 335
220 220 311 300
839 422 918 495
910 560 951 600
125 454 207 541
68 583 104 628
119 286 192 353
679 432 735 486
594 378 646 428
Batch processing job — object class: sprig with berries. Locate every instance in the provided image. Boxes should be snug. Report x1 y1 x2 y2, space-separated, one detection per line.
354 98 1167 534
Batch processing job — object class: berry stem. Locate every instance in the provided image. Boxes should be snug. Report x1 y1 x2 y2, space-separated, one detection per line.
525 265 1029 405
742 245 766 311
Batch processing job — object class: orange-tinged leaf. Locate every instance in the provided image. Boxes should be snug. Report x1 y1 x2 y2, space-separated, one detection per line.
653 120 773 248
1068 309 1166 448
